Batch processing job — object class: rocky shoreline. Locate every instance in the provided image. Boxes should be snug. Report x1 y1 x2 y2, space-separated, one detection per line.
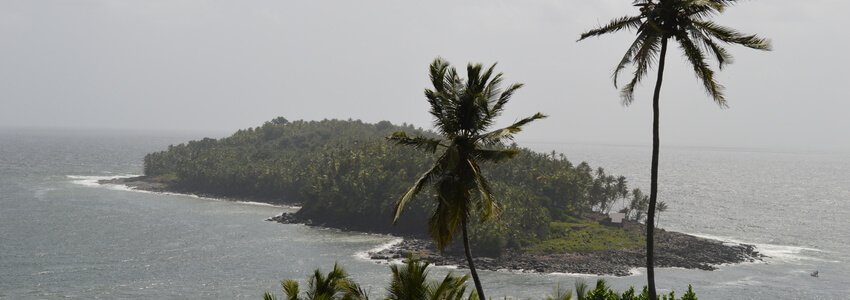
106 176 762 276
268 211 761 276
100 176 173 193
365 235 761 276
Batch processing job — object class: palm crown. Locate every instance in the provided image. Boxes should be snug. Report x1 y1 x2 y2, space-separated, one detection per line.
388 57 545 300
388 58 546 250
579 0 771 106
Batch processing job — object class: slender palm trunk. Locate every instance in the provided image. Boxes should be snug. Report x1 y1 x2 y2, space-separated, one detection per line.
647 37 669 300
461 219 486 300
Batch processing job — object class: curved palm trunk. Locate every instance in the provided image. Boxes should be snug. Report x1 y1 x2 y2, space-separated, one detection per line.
461 219 486 300
647 37 669 300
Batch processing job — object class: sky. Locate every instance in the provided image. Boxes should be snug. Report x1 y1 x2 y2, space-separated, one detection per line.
1 1 848 151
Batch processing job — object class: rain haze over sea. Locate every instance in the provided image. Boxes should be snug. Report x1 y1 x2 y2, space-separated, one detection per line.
1 129 847 299
4 1 850 299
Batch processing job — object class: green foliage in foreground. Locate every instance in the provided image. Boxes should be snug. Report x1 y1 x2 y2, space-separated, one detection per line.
143 118 646 253
263 260 697 300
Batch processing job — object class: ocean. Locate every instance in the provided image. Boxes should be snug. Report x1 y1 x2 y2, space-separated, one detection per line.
1 129 847 299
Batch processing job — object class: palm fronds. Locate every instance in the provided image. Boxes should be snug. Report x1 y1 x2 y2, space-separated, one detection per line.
579 0 771 105
388 58 545 300
579 1 770 298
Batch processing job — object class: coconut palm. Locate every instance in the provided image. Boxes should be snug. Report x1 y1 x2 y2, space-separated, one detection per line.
655 200 669 228
386 255 476 300
429 274 475 300
625 188 649 223
387 57 546 300
267 263 368 300
578 0 771 297
386 257 430 300
546 283 573 300
574 279 589 300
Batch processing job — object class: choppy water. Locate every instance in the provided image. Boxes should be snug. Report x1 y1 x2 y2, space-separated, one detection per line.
1 129 848 299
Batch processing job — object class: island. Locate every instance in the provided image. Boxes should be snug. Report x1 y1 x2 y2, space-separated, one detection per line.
102 117 761 276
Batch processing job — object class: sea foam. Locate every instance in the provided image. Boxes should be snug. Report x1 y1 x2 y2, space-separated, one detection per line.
67 174 137 189
681 231 830 263
68 174 297 208
354 237 403 260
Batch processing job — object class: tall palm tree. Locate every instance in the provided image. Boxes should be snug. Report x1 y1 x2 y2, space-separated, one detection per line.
387 57 546 300
578 1 771 298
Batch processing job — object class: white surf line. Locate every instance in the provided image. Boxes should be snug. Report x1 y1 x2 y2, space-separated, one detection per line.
678 231 828 262
68 174 296 209
546 270 608 277
352 237 465 269
355 237 403 260
67 174 138 189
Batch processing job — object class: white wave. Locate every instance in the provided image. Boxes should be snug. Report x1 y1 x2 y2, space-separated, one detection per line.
756 244 812 257
132 190 295 209
354 237 403 260
752 243 831 263
679 231 829 262
235 201 284 207
549 266 643 277
68 174 296 208
352 237 466 270
548 271 604 277
67 174 138 188
680 232 748 246
716 276 762 287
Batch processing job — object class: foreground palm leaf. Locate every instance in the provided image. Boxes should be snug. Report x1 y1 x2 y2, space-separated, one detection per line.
386 255 475 300
271 263 367 300
388 57 546 300
578 0 770 298
386 257 430 300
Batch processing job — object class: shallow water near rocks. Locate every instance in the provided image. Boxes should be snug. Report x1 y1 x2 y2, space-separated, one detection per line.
1 129 847 299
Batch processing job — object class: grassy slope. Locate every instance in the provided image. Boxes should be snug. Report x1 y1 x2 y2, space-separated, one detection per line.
525 219 644 253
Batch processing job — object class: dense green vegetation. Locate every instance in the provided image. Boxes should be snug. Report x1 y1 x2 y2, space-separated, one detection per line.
143 117 643 254
263 259 698 300
578 0 771 297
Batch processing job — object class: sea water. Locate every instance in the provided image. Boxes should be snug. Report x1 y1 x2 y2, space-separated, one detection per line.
1 129 848 299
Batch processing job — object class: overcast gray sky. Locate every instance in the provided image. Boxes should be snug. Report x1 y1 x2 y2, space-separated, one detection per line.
1 1 847 151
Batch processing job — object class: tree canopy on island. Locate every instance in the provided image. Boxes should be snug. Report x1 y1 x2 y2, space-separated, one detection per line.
144 117 642 255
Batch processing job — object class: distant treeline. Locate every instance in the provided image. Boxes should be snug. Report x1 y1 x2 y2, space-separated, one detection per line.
144 118 639 255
